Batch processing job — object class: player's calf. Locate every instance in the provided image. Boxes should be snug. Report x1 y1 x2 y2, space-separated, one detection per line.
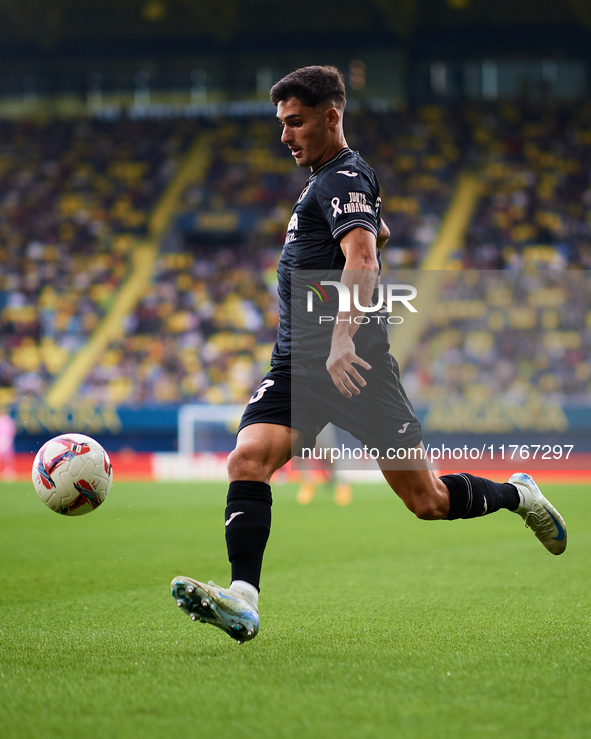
381 468 450 519
441 472 519 519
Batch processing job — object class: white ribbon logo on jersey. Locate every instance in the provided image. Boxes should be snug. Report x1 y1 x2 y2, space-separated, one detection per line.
331 197 342 218
306 282 418 325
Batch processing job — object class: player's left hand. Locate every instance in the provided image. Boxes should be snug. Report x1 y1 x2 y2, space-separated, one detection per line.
326 335 371 398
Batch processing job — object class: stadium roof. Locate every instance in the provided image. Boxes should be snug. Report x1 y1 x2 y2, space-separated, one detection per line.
0 0 590 60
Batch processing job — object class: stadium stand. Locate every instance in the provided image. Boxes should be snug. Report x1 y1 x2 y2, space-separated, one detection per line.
3 104 591 422
79 247 279 405
399 103 591 408
402 270 591 407
0 117 193 405
463 102 591 269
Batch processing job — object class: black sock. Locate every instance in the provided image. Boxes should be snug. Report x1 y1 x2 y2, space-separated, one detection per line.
441 473 520 520
225 480 272 591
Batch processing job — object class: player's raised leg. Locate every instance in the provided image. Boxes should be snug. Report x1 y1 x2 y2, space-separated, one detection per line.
379 443 566 554
172 422 303 643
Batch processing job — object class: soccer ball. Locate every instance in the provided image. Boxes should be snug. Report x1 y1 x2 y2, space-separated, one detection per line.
32 433 113 516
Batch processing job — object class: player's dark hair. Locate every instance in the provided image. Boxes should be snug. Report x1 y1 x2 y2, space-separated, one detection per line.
270 65 346 110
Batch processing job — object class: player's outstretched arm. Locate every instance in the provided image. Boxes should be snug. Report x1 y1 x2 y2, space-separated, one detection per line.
326 227 380 398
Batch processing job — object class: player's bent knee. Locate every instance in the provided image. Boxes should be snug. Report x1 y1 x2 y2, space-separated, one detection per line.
408 496 449 520
227 445 267 482
412 503 444 520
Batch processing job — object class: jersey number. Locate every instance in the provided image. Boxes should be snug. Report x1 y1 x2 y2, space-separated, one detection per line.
248 379 275 404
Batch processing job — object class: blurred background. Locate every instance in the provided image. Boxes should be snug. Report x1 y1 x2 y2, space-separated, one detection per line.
1 0 591 479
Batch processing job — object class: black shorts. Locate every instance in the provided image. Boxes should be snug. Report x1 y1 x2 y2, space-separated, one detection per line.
238 348 422 455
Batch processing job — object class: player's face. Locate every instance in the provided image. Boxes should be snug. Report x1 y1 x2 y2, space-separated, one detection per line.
277 97 335 170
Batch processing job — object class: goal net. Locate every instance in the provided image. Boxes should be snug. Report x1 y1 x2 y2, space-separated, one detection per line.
177 404 244 455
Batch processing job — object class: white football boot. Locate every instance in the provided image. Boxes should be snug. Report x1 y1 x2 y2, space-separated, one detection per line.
509 473 567 555
171 576 259 643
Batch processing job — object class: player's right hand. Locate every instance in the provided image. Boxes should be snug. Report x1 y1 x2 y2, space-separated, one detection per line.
326 335 371 398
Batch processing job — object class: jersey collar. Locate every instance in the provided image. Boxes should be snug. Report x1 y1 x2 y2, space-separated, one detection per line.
308 147 352 180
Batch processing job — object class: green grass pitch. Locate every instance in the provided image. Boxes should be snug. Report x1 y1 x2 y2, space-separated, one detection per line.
1 479 590 738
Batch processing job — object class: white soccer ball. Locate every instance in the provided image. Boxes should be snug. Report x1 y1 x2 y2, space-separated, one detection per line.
32 433 113 516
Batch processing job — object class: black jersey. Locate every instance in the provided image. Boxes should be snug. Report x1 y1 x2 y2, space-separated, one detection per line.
273 147 387 363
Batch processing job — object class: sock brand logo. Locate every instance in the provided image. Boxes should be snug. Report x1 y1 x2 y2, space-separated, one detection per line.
225 511 245 527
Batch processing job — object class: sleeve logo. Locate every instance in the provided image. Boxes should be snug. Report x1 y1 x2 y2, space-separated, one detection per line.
336 170 359 177
331 197 343 218
343 192 374 215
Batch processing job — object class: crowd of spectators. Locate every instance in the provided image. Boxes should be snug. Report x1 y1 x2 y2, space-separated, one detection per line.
0 117 193 405
399 103 591 408
79 246 278 406
402 270 591 407
462 102 591 269
3 103 591 412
